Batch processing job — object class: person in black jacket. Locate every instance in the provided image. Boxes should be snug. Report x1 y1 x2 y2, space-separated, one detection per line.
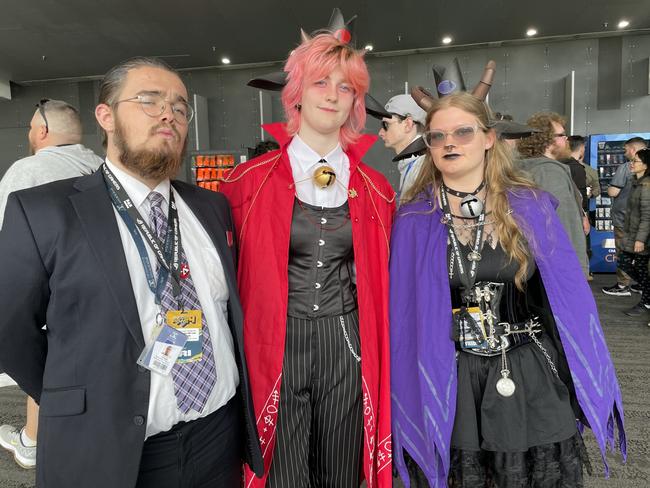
617 148 650 317
0 57 263 488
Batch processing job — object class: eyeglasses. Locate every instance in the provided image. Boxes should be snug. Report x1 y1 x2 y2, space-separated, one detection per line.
423 124 484 148
114 94 194 124
380 114 406 131
35 98 51 134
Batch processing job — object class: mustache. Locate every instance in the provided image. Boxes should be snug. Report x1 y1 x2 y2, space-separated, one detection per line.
114 118 187 182
150 123 181 140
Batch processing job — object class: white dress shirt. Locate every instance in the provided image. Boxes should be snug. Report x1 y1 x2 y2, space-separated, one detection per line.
286 136 356 281
105 160 238 439
287 135 350 207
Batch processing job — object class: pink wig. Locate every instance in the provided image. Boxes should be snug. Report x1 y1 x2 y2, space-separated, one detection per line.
281 33 369 148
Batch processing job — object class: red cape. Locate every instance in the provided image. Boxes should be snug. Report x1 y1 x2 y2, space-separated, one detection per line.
221 123 394 488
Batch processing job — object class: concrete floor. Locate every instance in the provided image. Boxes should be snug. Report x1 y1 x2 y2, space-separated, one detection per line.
0 273 648 487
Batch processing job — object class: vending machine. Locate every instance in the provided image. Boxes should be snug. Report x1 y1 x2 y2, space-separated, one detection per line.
190 151 241 192
586 132 650 272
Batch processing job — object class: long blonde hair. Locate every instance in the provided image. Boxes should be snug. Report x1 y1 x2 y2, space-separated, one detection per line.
402 92 537 289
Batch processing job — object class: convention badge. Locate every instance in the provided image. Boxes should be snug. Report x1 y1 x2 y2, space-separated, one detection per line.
452 306 487 350
137 324 188 376
166 310 203 364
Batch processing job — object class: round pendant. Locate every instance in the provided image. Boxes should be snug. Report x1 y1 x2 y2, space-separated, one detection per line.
313 165 337 189
467 251 482 262
496 376 516 397
459 195 483 218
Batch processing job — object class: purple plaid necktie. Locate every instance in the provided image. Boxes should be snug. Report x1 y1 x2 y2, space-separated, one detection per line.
148 191 216 414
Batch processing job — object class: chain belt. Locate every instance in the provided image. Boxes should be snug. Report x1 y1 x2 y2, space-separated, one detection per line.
460 318 542 357
458 316 560 380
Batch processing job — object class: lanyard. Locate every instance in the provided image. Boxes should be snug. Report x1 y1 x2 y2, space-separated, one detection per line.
397 158 417 203
101 163 182 302
440 185 486 294
402 157 417 184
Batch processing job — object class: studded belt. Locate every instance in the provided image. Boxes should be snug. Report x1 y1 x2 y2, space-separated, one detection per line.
458 318 543 357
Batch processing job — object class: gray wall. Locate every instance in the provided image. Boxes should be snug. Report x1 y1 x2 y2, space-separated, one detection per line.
0 80 102 168
1 33 649 188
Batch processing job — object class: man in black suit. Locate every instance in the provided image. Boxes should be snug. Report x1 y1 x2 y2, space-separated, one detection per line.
0 57 262 487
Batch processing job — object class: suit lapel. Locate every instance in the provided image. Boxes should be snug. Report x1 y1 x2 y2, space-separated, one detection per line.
70 172 145 349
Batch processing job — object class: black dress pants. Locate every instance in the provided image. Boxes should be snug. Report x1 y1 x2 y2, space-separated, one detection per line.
136 395 243 488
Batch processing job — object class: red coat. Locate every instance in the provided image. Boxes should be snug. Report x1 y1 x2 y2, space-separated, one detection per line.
220 123 394 488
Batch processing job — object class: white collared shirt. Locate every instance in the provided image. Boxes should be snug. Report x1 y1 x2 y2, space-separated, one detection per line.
396 135 426 203
105 160 238 439
287 135 350 207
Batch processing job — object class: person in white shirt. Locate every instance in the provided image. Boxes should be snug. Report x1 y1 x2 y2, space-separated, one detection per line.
220 30 394 488
0 98 102 470
0 57 262 488
378 94 427 201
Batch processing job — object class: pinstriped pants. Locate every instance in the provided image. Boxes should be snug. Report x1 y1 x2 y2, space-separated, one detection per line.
267 310 363 488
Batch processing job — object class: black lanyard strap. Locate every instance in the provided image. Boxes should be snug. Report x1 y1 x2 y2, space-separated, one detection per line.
102 163 182 301
440 185 486 293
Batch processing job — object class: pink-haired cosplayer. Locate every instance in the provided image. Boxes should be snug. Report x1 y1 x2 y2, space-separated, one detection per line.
221 33 394 487
282 34 369 147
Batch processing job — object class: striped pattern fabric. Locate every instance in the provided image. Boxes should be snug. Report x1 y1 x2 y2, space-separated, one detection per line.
149 191 216 414
267 310 363 487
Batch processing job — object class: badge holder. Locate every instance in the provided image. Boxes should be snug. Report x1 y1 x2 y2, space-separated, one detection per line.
452 306 488 350
138 324 189 376
166 309 204 364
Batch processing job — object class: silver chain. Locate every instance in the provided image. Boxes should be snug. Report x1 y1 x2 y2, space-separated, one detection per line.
529 332 559 377
339 315 361 363
500 339 510 377
441 209 513 229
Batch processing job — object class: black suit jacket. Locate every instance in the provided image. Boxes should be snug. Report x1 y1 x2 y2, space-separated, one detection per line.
0 170 263 487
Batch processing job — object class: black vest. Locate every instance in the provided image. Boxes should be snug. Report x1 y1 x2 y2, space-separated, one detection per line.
287 199 356 318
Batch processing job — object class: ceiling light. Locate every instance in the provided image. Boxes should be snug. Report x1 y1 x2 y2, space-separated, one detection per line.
618 20 630 29
442 36 452 45
221 57 231 65
526 28 538 37
364 44 374 52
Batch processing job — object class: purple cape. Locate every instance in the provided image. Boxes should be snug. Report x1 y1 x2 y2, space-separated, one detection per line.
389 188 626 487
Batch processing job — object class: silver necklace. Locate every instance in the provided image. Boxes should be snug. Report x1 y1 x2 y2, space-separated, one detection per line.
441 209 513 229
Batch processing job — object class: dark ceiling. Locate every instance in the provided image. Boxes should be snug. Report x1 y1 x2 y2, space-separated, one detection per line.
2 0 650 83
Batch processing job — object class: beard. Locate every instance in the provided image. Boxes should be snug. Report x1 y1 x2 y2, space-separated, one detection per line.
114 118 187 182
550 143 571 161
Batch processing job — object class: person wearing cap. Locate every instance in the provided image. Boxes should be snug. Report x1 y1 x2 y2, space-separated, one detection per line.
378 94 427 200
220 29 394 488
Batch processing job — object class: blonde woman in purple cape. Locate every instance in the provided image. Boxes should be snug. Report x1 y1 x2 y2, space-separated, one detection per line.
389 65 626 487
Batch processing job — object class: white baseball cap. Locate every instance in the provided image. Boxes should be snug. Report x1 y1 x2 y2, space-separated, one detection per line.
384 94 427 125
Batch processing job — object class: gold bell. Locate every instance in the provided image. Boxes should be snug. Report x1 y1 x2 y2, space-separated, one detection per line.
313 165 337 189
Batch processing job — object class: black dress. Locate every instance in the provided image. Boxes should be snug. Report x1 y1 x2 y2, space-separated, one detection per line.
405 242 589 488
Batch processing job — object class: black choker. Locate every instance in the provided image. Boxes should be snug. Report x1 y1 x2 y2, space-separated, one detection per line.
443 181 485 198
